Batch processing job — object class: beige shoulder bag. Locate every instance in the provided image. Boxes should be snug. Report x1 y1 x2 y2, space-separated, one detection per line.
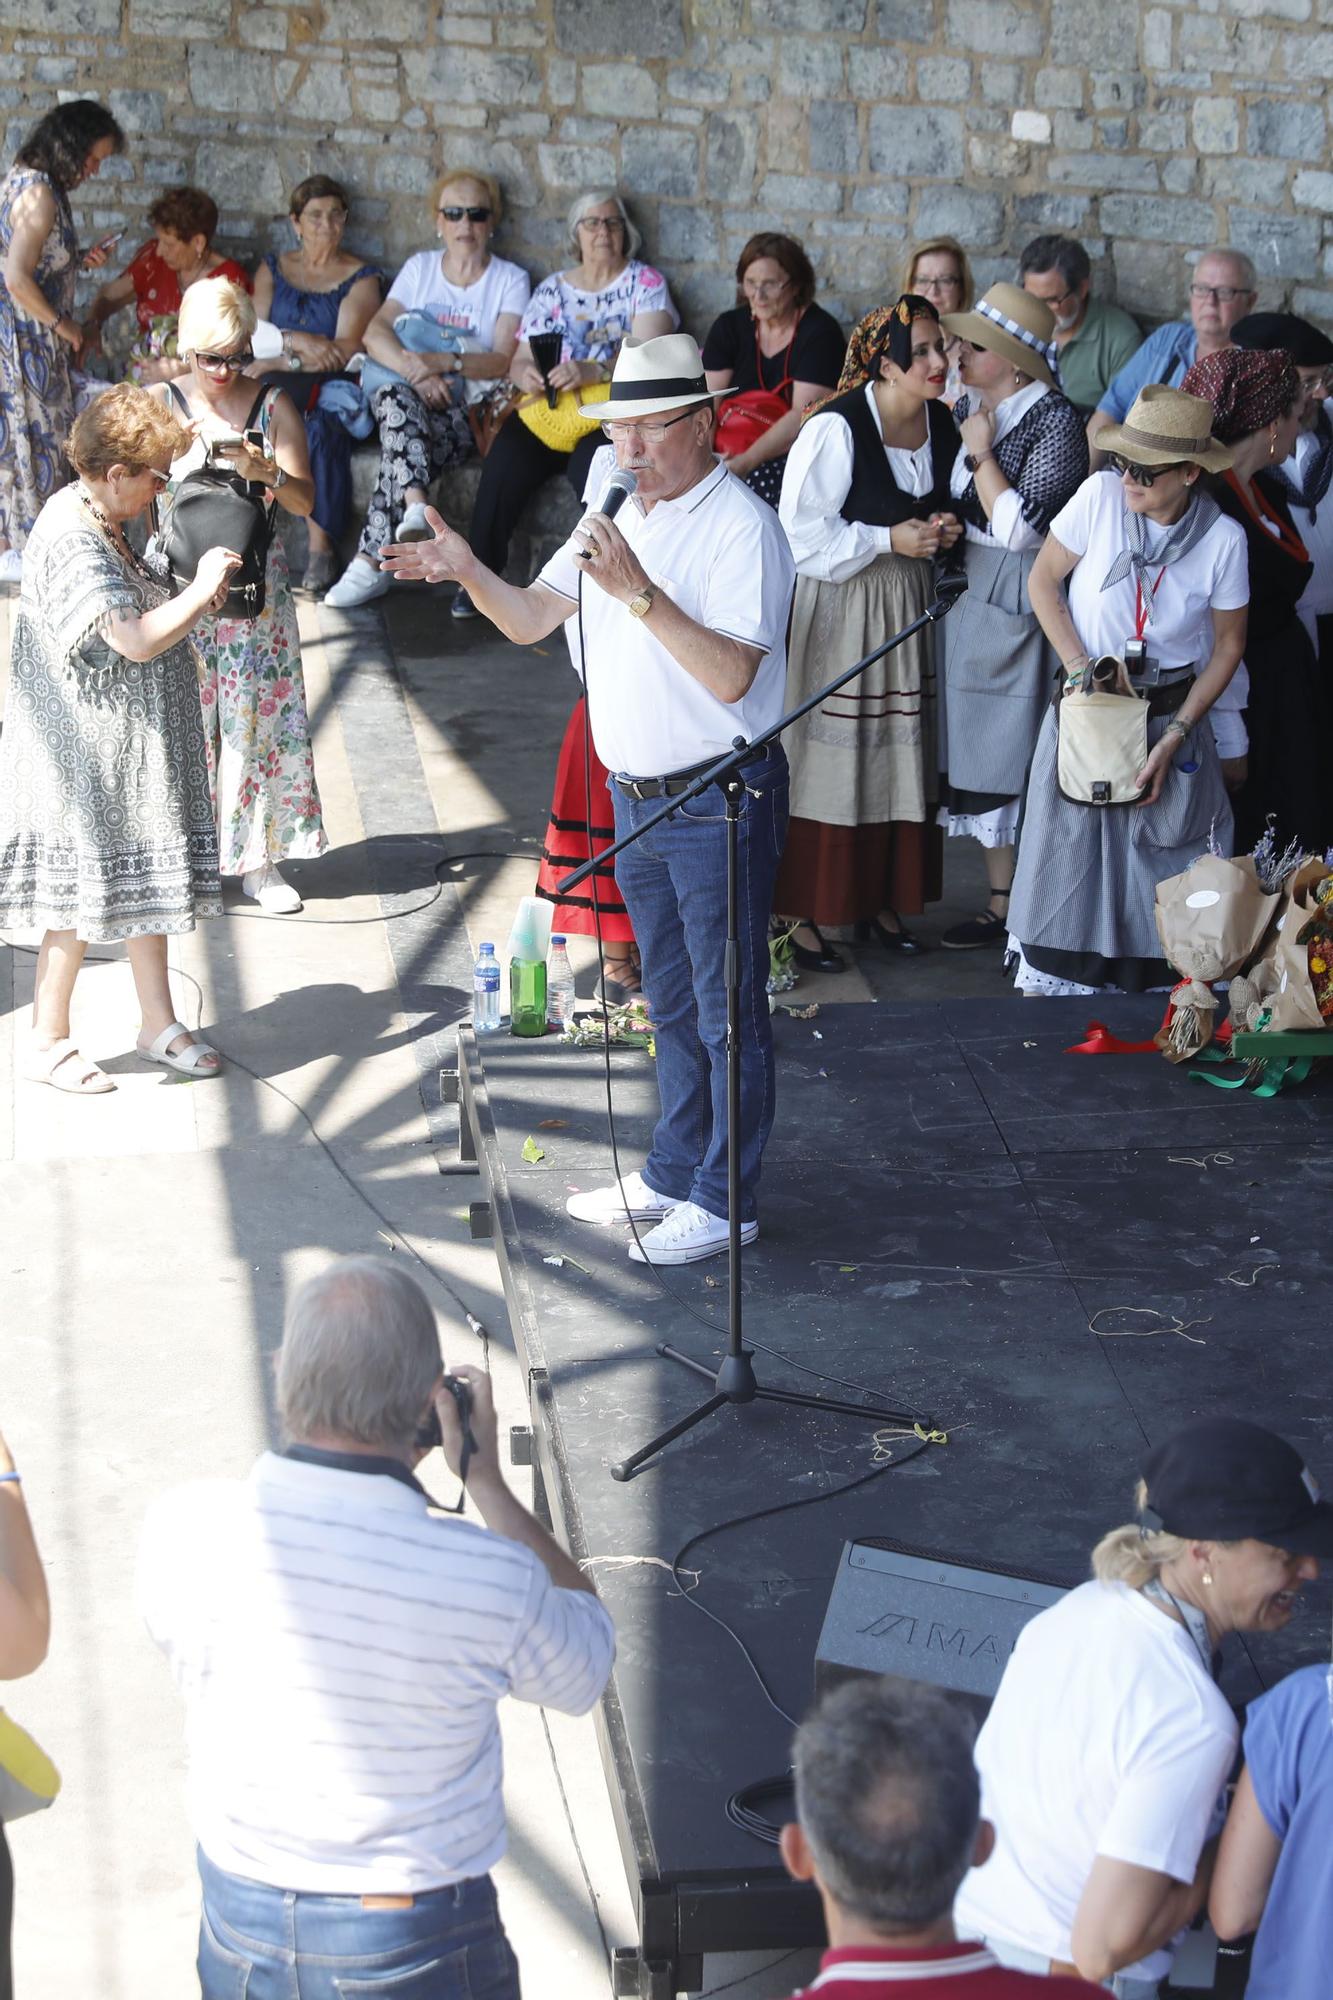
1055 657 1149 807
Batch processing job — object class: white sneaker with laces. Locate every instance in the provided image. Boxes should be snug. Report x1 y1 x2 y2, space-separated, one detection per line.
0 549 22 584
396 502 433 541
566 1170 678 1225
323 556 389 608
628 1201 759 1265
242 863 303 913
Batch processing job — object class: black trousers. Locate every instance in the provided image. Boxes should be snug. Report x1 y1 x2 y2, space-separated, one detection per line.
467 416 603 575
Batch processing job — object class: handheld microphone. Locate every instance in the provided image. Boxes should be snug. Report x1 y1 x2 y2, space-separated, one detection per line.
594 467 639 522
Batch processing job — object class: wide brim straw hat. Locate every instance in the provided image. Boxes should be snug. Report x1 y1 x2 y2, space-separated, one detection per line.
940 281 1060 390
599 332 729 423
1096 383 1234 473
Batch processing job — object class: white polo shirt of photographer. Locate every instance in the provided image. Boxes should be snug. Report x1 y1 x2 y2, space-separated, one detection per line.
538 447 796 779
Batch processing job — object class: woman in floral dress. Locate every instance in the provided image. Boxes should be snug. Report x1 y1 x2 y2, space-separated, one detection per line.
0 99 125 582
155 277 326 913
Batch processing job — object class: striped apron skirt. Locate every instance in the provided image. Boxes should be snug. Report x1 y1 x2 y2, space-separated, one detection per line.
938 541 1056 806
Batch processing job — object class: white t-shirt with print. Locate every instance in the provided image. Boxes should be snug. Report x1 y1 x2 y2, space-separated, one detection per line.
385 251 530 344
954 1579 1237 1982
519 261 677 365
1053 470 1251 757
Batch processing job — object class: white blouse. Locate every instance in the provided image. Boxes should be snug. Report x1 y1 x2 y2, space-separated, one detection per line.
780 382 936 584
950 379 1048 552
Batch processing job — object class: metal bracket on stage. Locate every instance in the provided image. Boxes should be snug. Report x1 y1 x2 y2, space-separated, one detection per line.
435 1045 481 1176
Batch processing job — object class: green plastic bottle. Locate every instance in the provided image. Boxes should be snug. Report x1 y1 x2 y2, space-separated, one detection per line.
509 956 547 1037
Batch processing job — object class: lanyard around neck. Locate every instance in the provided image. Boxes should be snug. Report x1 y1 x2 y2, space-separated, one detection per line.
1133 567 1165 641
1142 1577 1216 1678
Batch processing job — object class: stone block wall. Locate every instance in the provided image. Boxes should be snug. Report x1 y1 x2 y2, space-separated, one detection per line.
4 0 1333 338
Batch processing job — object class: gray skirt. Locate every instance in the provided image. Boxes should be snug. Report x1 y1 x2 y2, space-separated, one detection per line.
938 541 1057 799
1008 702 1233 978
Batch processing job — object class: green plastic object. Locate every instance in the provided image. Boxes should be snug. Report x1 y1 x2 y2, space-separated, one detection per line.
509 957 547 1038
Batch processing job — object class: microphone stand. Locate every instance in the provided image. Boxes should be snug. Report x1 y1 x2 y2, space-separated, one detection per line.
557 582 966 1482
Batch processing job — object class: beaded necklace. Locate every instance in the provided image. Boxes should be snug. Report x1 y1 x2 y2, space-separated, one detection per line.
75 483 161 589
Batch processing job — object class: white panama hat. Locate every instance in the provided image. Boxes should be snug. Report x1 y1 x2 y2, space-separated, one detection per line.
599 332 729 424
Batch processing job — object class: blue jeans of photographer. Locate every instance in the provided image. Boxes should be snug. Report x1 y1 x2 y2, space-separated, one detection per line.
197 1849 519 2000
612 744 788 1224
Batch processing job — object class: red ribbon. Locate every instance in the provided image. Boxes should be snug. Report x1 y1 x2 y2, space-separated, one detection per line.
1065 1019 1161 1054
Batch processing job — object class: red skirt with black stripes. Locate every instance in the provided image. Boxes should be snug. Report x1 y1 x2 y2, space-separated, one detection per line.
534 697 636 943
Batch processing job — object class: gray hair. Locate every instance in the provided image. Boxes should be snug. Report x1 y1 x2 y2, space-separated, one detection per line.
793 1679 980 1930
1195 245 1258 293
566 187 642 262
276 1256 440 1452
1018 232 1091 292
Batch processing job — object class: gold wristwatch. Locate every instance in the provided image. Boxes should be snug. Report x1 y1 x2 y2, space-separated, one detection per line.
627 583 656 620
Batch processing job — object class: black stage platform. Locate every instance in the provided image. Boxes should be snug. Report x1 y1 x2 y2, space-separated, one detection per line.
458 995 1332 1998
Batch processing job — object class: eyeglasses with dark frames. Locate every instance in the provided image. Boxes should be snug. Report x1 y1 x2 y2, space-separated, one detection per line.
1106 453 1186 487
578 215 624 231
600 409 695 444
1190 283 1249 305
439 205 491 222
192 349 254 372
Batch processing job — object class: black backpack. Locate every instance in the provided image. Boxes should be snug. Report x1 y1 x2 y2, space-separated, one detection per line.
158 383 276 619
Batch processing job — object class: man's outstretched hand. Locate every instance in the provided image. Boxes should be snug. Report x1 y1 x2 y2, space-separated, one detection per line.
379 509 474 586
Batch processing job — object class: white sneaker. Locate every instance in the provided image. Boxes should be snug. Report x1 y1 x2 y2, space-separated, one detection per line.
0 549 22 583
396 502 433 542
628 1201 759 1265
323 556 389 608
566 1170 678 1225
242 863 303 913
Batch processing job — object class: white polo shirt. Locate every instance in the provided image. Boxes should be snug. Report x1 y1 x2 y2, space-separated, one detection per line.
954 1579 1236 1982
539 446 796 777
138 1452 616 1895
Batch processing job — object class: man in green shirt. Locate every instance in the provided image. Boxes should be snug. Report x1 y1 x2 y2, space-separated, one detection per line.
1019 234 1141 418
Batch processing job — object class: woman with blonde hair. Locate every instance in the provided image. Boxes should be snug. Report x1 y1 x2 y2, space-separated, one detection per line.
903 235 973 405
956 1418 1331 1995
0 382 239 1089
154 277 323 913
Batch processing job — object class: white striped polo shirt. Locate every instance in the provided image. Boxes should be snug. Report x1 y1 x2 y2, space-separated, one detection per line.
137 1452 615 1895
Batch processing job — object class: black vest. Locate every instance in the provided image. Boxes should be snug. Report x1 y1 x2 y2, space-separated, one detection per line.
825 384 960 529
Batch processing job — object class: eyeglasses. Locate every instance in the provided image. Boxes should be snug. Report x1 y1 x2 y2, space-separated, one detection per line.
1106 454 1186 487
743 278 789 298
1030 284 1077 310
600 409 695 444
578 216 624 232
914 275 962 295
193 350 254 372
1190 284 1249 305
439 206 491 222
1299 367 1333 393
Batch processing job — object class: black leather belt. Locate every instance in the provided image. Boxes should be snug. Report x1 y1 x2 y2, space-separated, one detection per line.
614 745 765 801
1136 676 1191 718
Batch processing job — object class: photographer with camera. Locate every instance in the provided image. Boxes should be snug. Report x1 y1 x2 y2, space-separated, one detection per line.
137 1256 613 2000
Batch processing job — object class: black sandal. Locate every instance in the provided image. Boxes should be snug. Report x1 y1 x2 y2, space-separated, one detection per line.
941 893 1010 951
854 911 924 955
777 919 845 974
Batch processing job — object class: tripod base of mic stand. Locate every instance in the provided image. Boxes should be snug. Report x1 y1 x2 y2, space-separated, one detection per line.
609 1342 920 1483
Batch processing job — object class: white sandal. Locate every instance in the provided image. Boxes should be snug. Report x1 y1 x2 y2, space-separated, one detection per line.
136 1021 223 1078
23 1037 115 1095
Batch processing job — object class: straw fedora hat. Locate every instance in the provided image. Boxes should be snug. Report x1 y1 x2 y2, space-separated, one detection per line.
941 281 1060 390
599 332 729 423
1097 384 1233 473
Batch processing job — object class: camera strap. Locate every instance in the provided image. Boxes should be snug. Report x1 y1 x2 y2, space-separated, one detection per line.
282 1442 429 1500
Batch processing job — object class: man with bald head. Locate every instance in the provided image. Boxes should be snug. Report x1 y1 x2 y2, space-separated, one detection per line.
1087 248 1257 462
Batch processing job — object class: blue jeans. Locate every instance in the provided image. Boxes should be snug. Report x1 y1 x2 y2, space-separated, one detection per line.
612 746 788 1224
197 1849 520 1999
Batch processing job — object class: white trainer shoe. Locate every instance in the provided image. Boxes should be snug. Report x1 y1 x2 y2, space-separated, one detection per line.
566 1171 678 1225
323 556 389 608
628 1201 759 1265
242 863 303 913
0 549 22 584
396 502 433 542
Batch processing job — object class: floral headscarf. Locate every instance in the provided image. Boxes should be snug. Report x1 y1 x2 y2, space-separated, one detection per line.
1181 347 1299 445
803 295 939 421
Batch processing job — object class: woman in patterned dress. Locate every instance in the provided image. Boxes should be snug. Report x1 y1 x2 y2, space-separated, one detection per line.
0 99 125 583
0 384 239 1093
251 175 383 596
155 278 325 914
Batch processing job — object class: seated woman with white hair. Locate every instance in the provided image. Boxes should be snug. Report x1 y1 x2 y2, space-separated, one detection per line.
152 277 325 913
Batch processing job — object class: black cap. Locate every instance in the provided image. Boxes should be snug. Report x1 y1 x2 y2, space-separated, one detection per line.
1231 312 1333 369
1141 1418 1333 1556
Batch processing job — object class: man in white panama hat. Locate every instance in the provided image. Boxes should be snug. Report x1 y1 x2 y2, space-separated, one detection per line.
382 333 797 1265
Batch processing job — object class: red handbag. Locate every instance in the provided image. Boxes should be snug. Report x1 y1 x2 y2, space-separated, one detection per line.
713 313 803 459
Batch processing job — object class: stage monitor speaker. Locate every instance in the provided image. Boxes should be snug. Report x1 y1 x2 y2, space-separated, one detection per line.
815 1536 1071 1720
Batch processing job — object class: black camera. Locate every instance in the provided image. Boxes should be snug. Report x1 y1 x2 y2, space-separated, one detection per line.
415 1374 476 1472
1124 637 1149 672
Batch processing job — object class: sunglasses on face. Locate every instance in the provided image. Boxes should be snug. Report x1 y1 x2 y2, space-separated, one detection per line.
193 350 254 372
1107 454 1186 487
439 206 490 222
599 409 694 444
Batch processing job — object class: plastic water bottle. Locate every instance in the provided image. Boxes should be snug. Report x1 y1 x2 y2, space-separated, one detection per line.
472 942 502 1034
547 935 576 1031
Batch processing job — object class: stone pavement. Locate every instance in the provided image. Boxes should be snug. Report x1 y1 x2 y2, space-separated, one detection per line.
1 577 1001 1999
